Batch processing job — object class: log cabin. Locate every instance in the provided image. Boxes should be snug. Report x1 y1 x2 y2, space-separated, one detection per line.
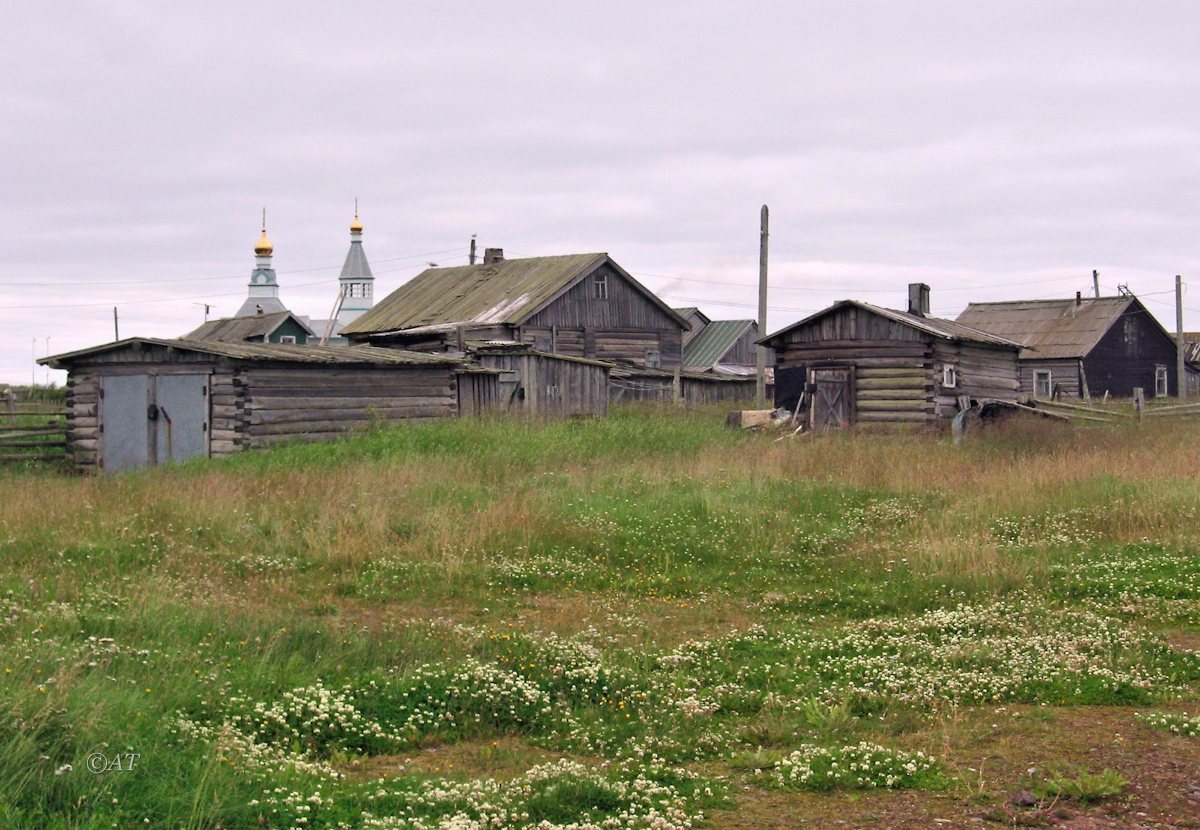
40 338 500 473
341 249 689 369
761 284 1024 429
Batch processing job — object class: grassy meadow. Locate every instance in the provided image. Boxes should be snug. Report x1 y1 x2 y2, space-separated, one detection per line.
1 408 1199 828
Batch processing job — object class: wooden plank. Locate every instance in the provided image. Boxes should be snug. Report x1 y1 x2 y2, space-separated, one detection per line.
855 410 930 422
857 388 929 401
248 395 452 409
856 399 930 412
856 377 927 390
856 366 929 378
249 404 453 426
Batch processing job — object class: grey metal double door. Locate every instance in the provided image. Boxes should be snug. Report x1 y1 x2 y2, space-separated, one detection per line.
100 373 210 472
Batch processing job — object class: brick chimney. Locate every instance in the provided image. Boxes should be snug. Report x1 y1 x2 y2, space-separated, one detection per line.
483 248 504 266
907 283 930 317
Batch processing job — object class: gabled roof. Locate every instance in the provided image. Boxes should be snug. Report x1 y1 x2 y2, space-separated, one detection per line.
342 253 687 336
762 300 1026 349
683 319 756 371
955 296 1162 360
672 307 711 326
41 338 470 370
185 310 315 343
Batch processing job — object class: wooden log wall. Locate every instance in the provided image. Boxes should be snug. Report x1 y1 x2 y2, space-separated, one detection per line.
239 366 458 447
64 370 100 471
680 376 756 405
774 338 937 424
208 369 244 457
931 342 1021 416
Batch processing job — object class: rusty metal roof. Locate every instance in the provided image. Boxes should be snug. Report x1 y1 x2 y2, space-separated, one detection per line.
185 311 314 343
955 296 1145 359
41 338 473 369
342 253 687 335
762 300 1026 349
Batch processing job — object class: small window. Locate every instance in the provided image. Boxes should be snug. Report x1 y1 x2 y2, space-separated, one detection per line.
644 347 661 368
278 335 297 344
1155 365 1169 397
593 272 608 300
942 364 957 389
1034 369 1052 398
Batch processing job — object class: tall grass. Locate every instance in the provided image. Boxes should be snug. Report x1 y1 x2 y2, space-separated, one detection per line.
0 411 1198 827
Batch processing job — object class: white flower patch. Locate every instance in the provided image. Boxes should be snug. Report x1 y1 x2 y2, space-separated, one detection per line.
776 742 941 791
1136 711 1200 737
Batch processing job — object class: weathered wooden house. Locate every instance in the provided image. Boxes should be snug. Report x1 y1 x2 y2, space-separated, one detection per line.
185 310 315 345
761 284 1024 429
41 338 500 473
341 250 689 369
956 294 1181 399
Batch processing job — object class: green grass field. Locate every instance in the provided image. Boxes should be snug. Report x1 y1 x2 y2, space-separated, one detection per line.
1 409 1198 828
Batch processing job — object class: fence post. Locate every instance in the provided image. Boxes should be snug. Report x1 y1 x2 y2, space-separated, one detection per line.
1133 387 1145 422
3 388 14 423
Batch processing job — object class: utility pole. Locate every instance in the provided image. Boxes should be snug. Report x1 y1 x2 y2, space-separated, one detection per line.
469 234 477 265
113 307 120 341
756 204 769 409
1092 269 1100 298
1177 275 1187 399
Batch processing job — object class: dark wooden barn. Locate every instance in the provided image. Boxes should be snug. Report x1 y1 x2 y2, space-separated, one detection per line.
471 345 610 417
42 338 499 473
761 284 1024 429
956 294 1181 399
341 250 689 369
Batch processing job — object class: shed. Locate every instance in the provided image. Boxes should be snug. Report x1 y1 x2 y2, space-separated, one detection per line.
956 294 1181 399
41 338 496 473
761 284 1024 429
471 344 610 417
681 318 771 375
672 307 712 347
185 310 315 345
342 250 689 369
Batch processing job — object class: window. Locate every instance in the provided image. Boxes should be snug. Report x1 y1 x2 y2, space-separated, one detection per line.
278 335 297 344
941 364 957 389
593 272 608 300
644 347 661 368
1155 365 1169 397
1034 369 1052 398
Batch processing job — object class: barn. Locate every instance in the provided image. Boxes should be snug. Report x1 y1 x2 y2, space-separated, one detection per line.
41 338 498 473
957 294 1182 399
761 284 1024 429
341 249 690 369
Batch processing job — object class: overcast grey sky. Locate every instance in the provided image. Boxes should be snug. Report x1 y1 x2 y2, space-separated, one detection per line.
3 1 1198 385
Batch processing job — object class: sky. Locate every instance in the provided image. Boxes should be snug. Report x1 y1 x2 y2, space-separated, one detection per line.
3 1 1199 386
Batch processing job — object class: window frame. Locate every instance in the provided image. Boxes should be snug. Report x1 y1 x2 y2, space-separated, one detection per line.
1155 365 1169 397
593 272 609 300
1033 369 1052 398
941 364 958 389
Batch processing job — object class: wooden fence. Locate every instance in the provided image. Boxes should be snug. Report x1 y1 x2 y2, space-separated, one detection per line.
0 413 68 465
1029 391 1200 423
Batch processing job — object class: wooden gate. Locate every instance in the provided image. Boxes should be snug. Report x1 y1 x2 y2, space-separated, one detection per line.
809 367 854 431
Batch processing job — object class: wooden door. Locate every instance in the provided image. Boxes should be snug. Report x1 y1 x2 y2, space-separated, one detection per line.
809 367 853 431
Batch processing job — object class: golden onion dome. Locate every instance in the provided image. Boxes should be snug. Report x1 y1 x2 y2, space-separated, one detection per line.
254 229 273 256
350 213 363 233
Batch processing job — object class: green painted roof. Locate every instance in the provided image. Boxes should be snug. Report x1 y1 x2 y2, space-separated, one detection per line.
343 253 607 335
682 319 755 371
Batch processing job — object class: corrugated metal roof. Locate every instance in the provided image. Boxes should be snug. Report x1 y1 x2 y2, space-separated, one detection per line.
682 319 755 371
342 253 687 335
955 297 1137 359
185 311 314 343
762 300 1026 349
42 338 471 369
